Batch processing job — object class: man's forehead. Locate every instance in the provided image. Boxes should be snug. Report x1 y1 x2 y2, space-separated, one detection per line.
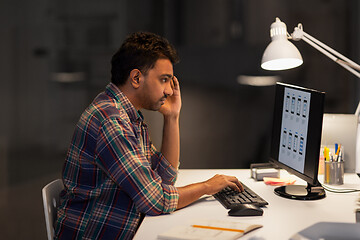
154 58 173 67
151 59 173 74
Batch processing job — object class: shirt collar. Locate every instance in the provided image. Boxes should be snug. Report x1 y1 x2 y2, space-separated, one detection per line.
105 83 143 123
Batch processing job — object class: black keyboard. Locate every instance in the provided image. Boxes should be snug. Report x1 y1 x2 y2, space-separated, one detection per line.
213 183 268 209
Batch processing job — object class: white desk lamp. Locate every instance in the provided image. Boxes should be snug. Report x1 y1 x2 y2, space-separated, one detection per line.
261 17 360 79
262 17 360 175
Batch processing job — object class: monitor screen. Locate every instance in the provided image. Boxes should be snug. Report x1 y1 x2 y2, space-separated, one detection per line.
270 82 326 200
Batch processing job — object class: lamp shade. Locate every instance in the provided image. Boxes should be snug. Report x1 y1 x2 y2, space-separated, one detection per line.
261 18 303 71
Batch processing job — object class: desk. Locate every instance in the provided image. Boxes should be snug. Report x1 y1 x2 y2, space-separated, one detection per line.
134 169 360 240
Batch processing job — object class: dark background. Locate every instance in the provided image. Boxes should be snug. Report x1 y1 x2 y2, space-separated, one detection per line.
0 0 359 238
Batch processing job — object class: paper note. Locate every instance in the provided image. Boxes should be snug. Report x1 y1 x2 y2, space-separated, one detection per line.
158 219 262 240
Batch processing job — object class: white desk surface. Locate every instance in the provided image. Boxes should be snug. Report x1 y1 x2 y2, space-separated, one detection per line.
134 169 360 240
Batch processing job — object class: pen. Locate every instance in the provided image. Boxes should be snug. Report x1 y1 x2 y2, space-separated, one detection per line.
324 147 330 161
335 143 338 155
338 147 343 162
192 225 244 233
335 144 341 162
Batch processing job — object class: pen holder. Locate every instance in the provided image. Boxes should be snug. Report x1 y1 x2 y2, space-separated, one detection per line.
324 161 344 185
319 144 344 175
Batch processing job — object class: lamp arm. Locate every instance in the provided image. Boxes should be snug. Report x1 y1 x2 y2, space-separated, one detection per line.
292 27 360 78
356 101 360 117
302 31 360 71
303 35 360 78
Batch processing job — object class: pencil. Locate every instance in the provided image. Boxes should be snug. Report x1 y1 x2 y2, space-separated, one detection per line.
192 225 244 233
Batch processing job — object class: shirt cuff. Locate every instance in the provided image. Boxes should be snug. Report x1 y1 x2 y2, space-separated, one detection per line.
155 152 178 185
161 184 179 213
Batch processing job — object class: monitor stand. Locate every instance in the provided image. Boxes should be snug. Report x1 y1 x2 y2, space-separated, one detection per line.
274 183 326 200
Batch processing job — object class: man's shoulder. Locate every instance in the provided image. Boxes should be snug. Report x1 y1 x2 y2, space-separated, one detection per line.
86 92 130 125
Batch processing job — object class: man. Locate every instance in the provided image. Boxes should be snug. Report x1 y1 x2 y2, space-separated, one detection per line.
55 32 243 239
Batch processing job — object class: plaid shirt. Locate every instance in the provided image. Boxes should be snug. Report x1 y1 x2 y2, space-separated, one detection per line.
55 83 179 239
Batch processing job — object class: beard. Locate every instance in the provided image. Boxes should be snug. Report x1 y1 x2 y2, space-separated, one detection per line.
143 95 167 111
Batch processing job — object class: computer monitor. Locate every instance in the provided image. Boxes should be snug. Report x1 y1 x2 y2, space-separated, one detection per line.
270 82 326 200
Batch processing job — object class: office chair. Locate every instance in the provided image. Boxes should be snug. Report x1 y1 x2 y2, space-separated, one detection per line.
42 179 64 240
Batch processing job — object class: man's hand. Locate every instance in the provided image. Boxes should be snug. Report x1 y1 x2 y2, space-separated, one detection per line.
176 174 243 209
203 174 244 195
159 76 181 118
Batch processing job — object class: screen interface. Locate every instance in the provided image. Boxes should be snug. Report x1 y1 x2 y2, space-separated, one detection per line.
278 87 311 173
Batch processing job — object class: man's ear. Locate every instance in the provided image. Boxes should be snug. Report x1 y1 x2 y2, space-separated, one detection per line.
129 69 142 89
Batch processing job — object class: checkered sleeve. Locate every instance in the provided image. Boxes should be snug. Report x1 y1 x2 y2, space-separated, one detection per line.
150 144 178 186
96 117 179 215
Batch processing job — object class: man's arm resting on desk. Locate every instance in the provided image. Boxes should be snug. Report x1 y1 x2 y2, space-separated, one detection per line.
176 174 243 209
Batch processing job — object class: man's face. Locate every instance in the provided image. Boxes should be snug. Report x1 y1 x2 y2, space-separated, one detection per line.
139 58 174 111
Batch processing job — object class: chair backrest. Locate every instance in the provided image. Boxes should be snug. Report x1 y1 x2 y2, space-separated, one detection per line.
42 179 64 240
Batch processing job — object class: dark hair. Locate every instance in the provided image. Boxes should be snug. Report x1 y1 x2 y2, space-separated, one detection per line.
111 32 179 86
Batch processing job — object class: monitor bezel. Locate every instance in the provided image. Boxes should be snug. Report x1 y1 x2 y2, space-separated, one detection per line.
269 82 325 187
